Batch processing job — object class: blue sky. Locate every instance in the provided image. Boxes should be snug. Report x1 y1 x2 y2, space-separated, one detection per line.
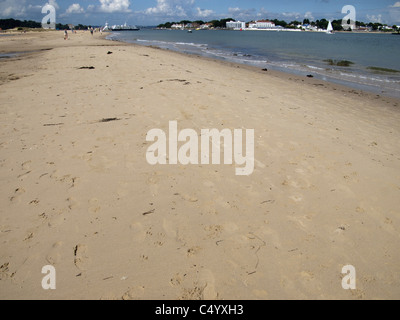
1 0 400 26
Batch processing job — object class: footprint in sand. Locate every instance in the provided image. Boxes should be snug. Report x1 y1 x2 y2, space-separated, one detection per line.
74 244 91 271
203 180 215 188
178 270 218 300
147 175 160 196
122 286 145 300
187 246 202 257
89 155 117 171
130 222 146 242
47 210 68 228
162 219 177 239
260 224 282 249
215 196 231 209
10 188 25 203
21 161 32 171
88 198 100 214
252 289 269 299
199 269 218 300
204 225 223 239
223 222 239 234
181 194 198 203
116 182 130 199
67 197 78 210
180 285 204 300
170 273 183 287
289 194 303 203
46 241 63 265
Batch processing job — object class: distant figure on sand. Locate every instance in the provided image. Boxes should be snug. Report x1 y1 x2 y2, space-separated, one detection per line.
90 27 94 36
64 30 68 40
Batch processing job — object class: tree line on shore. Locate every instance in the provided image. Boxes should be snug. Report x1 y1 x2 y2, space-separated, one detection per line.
0 19 92 31
157 18 399 32
1 17 398 33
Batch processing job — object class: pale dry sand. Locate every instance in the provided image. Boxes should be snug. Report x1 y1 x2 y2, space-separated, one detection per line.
0 31 399 300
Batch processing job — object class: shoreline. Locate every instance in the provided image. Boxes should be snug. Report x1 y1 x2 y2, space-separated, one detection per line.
1 30 400 300
105 30 400 100
2 29 399 100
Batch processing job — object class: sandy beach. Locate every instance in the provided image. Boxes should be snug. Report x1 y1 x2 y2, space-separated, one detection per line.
0 30 399 300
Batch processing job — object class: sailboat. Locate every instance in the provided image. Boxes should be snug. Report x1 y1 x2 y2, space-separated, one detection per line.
326 21 334 34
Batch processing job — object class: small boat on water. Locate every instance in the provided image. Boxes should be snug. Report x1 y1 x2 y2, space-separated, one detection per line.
103 22 139 31
326 21 334 34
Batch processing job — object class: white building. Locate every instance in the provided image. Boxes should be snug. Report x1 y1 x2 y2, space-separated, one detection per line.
226 21 246 30
249 20 276 29
200 23 212 29
171 24 184 29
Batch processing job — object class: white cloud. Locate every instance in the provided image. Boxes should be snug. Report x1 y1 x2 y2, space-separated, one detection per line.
367 14 383 23
66 4 85 14
389 2 400 23
99 0 131 13
0 0 26 18
145 0 195 17
47 0 59 10
304 11 314 21
195 7 214 18
146 0 169 14
281 12 301 20
228 7 257 20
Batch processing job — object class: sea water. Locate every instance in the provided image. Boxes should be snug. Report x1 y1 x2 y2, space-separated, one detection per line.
108 29 400 98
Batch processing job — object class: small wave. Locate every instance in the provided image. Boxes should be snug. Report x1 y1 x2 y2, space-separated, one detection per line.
307 65 325 71
174 42 208 47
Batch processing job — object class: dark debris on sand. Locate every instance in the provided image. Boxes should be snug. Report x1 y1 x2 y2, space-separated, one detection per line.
98 118 121 123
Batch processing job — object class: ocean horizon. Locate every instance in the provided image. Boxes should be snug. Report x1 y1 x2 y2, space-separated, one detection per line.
107 29 400 98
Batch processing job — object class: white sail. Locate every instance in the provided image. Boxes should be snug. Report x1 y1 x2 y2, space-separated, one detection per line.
327 21 333 33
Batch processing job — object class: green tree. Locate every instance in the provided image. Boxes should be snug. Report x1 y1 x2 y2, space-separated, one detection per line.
179 20 192 25
289 20 301 26
315 19 328 29
272 19 287 27
332 20 344 31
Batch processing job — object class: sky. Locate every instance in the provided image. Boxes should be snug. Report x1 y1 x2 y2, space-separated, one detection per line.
1 0 400 26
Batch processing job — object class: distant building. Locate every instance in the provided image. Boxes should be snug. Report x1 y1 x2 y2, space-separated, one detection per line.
200 23 212 29
226 21 246 30
249 20 276 29
302 24 318 31
171 24 184 29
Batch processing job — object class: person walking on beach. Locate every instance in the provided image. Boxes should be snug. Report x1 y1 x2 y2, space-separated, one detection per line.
64 30 68 40
90 27 94 36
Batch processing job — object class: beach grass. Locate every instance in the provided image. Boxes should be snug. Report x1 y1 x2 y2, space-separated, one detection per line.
367 66 400 73
324 59 355 67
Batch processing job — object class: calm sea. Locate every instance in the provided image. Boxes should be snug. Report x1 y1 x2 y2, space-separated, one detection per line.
108 29 400 98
